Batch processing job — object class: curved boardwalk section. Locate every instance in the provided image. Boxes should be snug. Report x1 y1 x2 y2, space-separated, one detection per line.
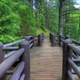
30 39 62 80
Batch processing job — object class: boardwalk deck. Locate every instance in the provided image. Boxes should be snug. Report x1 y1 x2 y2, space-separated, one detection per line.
30 39 62 80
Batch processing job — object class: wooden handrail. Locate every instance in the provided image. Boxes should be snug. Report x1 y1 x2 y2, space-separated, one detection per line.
47 33 80 80
37 33 44 46
72 39 80 45
68 58 80 77
49 33 56 46
10 62 24 80
4 39 25 47
20 74 25 80
49 33 60 46
3 46 19 50
61 37 80 80
5 50 19 59
0 48 24 78
68 70 74 80
0 33 44 80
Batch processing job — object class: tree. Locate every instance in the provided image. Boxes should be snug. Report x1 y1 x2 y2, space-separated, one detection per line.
0 0 20 43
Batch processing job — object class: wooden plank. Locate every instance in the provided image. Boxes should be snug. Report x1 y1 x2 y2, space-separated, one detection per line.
31 39 62 80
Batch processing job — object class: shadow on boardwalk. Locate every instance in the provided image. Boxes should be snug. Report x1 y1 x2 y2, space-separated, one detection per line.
30 39 62 80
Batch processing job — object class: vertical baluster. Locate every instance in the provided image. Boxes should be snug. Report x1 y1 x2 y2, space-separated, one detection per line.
38 34 41 46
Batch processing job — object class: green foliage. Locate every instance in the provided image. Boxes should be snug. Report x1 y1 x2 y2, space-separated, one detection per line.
45 0 59 33
15 1 36 36
0 1 20 34
1 0 80 43
48 7 59 33
0 0 21 42
0 35 19 43
64 0 80 40
36 27 49 36
0 0 49 43
0 0 36 43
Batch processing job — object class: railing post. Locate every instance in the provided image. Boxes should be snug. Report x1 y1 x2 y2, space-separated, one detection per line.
0 43 4 63
49 33 56 46
62 39 72 80
38 35 41 46
0 43 5 80
52 34 56 46
59 34 64 46
20 40 30 80
59 35 61 46
49 33 51 43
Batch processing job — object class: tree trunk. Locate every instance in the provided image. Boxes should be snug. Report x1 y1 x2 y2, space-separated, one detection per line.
59 0 65 36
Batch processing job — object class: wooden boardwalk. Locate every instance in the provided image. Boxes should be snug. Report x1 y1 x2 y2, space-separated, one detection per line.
30 39 62 80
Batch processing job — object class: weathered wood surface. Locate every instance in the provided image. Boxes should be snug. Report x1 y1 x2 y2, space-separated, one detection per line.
30 39 62 80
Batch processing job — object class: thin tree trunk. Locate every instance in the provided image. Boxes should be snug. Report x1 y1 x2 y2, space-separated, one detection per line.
45 3 49 28
59 0 65 36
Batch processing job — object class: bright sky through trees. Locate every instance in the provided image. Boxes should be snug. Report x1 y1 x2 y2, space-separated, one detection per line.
76 0 80 4
74 0 80 8
47 0 50 2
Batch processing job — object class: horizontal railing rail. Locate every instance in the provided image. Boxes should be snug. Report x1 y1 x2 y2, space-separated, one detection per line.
0 33 44 80
3 39 25 48
0 40 29 80
0 48 24 78
72 39 80 45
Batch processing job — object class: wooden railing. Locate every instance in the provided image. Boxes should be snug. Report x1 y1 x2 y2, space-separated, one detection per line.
61 37 80 80
0 33 44 80
49 33 57 46
37 33 44 46
50 33 80 80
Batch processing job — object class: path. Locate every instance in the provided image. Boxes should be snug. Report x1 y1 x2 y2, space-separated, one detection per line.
30 39 62 80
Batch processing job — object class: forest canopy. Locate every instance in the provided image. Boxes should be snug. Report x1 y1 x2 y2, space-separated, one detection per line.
0 0 80 43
